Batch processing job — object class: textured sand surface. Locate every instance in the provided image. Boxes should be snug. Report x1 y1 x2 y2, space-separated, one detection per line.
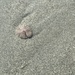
0 0 75 75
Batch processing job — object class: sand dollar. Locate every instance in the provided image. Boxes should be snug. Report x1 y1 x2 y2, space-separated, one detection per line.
15 25 33 39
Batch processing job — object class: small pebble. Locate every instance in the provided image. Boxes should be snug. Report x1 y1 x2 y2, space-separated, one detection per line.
15 25 33 39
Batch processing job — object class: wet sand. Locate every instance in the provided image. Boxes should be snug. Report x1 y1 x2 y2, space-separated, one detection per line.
0 0 75 75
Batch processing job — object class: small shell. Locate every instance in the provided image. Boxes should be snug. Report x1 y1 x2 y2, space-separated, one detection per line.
15 25 33 39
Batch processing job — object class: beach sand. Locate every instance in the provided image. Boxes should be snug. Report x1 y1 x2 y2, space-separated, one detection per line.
0 0 75 75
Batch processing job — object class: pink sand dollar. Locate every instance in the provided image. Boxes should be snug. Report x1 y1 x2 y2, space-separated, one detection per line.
15 25 33 39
